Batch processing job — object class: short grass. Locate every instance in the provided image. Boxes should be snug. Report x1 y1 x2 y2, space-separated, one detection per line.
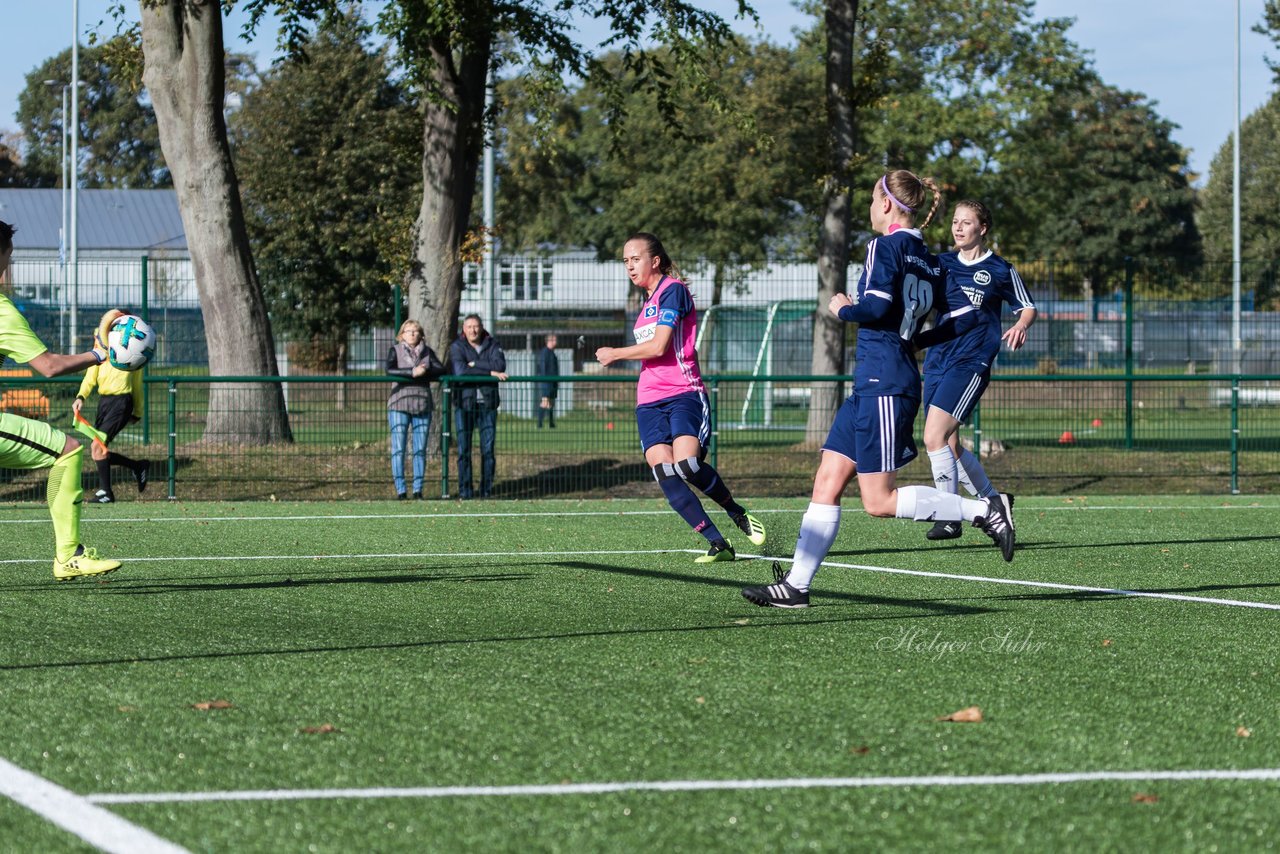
1 495 1279 851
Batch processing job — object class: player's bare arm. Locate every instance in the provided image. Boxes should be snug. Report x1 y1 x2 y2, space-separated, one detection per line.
1001 307 1038 350
27 350 103 378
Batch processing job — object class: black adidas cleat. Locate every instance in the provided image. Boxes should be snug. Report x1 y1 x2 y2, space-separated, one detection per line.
926 521 963 541
135 460 150 493
741 562 810 609
973 494 1015 562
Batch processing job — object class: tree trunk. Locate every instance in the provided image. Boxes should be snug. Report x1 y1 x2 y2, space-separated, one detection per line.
807 0 858 444
139 0 291 444
405 36 490 364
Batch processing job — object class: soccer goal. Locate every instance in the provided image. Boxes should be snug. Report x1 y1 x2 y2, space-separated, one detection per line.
696 299 816 429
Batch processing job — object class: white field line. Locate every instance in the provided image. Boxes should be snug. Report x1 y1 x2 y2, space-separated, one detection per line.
1 502 1278 525
1 546 1277 612
86 767 1280 805
766 555 1280 612
0 757 189 853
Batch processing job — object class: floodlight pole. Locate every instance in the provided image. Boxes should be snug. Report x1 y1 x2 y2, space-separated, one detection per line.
70 0 80 351
42 79 71 351
1232 0 1242 373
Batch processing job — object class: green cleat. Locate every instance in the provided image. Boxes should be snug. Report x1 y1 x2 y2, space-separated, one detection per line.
53 547 121 581
694 540 736 564
733 512 767 547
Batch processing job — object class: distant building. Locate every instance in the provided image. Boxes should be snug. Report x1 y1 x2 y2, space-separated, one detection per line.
0 188 194 306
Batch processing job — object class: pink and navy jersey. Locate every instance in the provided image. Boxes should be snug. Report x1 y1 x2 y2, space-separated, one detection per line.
837 228 971 397
634 276 704 405
925 250 1035 373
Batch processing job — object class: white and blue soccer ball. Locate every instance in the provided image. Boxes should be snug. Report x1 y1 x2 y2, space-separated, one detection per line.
107 315 156 371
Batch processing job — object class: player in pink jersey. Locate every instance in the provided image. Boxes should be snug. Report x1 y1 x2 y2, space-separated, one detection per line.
596 232 766 563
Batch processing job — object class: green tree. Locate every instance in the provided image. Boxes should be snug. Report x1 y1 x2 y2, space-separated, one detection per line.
16 40 170 189
0 132 23 187
1200 91 1280 306
134 1 291 444
1006 77 1201 286
251 0 756 361
496 39 822 284
232 11 420 370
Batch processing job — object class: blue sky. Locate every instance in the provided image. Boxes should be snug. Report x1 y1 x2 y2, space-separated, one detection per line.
1 0 1275 186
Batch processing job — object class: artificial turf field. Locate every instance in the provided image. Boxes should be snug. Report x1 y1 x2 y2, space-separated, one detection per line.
1 495 1278 852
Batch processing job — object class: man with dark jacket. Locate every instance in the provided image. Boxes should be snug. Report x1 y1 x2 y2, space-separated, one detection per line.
448 314 507 498
536 333 560 429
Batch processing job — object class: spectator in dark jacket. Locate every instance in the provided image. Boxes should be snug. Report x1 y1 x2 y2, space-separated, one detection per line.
448 314 507 498
386 319 446 499
536 333 560 429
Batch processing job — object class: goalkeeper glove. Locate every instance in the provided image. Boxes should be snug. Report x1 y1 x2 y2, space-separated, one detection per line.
93 309 123 365
90 331 107 365
96 309 123 351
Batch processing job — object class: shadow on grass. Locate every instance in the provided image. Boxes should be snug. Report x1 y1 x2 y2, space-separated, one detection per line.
493 458 651 499
99 569 534 595
0 559 995 671
559 560 993 617
995 533 1280 552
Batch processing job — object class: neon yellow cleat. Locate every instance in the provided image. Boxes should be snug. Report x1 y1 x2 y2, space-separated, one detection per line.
53 547 122 581
733 513 767 547
694 540 735 564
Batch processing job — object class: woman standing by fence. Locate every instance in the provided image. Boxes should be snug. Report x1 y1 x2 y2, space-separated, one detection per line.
386 319 445 500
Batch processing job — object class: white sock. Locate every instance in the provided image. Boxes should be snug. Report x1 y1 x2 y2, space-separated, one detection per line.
896 485 988 523
786 502 841 592
956 447 997 498
927 447 958 494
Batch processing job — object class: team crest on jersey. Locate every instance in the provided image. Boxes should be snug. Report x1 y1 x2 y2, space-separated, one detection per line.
644 306 658 318
973 270 992 285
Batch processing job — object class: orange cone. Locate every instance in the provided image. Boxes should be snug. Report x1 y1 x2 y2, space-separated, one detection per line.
1059 430 1075 444
1091 418 1103 428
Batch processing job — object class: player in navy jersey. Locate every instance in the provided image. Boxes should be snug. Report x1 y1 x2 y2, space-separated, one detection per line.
742 172 1016 609
919 200 1037 541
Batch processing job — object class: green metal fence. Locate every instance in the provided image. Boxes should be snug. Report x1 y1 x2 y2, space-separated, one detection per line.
5 252 1280 499
3 372 1279 501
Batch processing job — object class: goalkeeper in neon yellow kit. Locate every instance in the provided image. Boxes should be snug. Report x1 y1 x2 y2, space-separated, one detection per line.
1 220 125 580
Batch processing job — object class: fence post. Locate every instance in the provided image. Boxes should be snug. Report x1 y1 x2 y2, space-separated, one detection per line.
708 377 719 468
440 379 452 498
167 379 177 500
1230 379 1240 495
393 283 402 334
141 254 150 444
1124 257 1134 450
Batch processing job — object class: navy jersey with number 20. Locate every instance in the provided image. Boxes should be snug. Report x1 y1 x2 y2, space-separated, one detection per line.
838 228 973 397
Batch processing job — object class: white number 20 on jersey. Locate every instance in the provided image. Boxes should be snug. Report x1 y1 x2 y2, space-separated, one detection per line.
899 273 934 340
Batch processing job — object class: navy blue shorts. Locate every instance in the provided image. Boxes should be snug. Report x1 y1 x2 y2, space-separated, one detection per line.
636 391 709 454
94 394 137 443
823 393 920 474
923 363 990 424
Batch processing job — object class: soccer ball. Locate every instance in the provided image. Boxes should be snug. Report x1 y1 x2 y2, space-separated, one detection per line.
107 315 156 371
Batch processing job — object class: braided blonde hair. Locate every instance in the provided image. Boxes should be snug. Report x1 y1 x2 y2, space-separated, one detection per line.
881 171 943 230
